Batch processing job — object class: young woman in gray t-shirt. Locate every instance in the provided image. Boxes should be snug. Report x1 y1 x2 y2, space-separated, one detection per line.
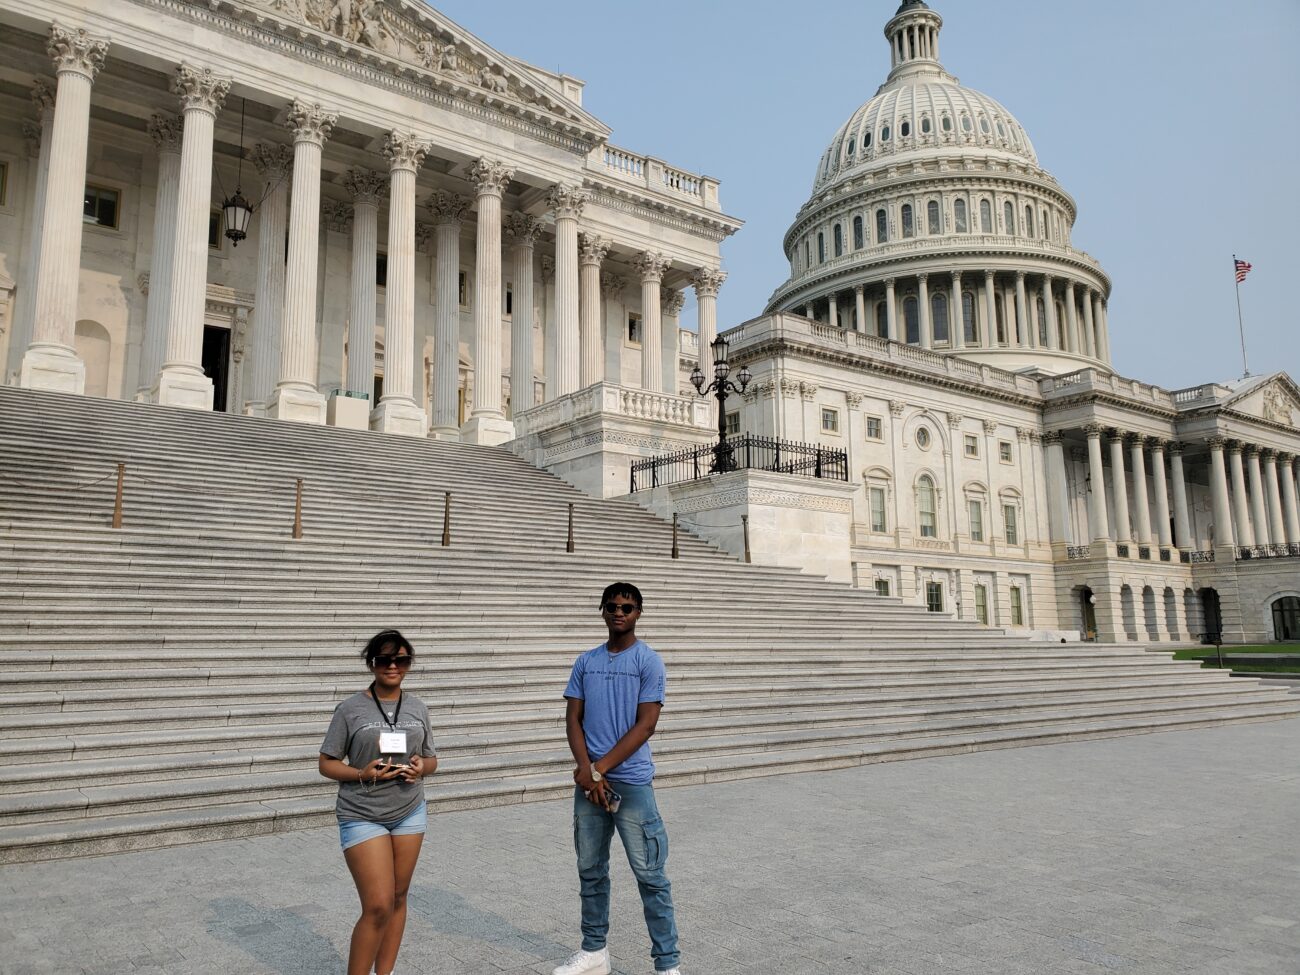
319 629 438 975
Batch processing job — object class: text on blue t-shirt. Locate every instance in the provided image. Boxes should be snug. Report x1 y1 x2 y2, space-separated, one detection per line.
563 639 666 786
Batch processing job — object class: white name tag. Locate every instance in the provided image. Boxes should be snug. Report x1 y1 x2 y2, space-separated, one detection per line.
379 731 408 754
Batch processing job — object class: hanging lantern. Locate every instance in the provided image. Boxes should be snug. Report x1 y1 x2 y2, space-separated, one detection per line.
222 188 253 245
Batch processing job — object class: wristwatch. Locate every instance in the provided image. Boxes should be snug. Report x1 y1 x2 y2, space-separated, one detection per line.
590 764 603 783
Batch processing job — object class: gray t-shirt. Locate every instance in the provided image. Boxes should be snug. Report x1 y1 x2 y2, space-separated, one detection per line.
320 690 437 823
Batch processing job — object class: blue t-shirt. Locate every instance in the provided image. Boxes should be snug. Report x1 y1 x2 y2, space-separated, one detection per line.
563 639 666 786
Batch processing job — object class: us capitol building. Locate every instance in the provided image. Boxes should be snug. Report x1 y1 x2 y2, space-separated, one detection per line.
1 0 1297 644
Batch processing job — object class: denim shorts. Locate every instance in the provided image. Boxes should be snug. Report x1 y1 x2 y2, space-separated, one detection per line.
338 802 427 851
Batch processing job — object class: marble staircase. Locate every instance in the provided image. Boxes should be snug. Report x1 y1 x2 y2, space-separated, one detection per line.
1 385 1297 863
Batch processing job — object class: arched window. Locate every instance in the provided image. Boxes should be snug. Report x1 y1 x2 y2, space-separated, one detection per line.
962 291 978 344
996 120 1007 138
1003 201 1015 235
961 114 972 133
941 114 952 133
847 137 855 156
927 200 940 235
979 199 992 233
918 475 938 538
852 215 864 250
876 208 888 243
901 204 915 238
833 224 843 257
874 300 887 337
954 199 968 233
900 119 911 137
904 295 919 343
1024 205 1035 237
979 116 991 134
881 124 892 142
921 116 932 134
864 131 873 149
931 292 950 344
1036 296 1047 345
817 232 825 263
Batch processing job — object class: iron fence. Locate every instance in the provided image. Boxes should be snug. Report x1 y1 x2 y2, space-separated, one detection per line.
630 435 849 492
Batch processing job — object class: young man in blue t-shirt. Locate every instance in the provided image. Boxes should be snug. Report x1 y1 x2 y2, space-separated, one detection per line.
553 582 681 975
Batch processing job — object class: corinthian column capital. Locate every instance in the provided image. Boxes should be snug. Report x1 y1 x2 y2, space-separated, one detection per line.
383 131 432 172
546 183 588 220
48 24 108 79
634 251 671 284
469 157 513 197
147 114 184 153
661 287 686 316
344 168 388 204
251 143 294 180
600 270 625 296
505 213 545 244
692 266 727 298
579 232 611 266
31 79 56 120
285 99 337 145
426 190 470 226
173 64 230 115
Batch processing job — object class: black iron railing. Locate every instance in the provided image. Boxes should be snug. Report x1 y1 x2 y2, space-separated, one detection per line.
1180 550 1216 564
630 435 849 492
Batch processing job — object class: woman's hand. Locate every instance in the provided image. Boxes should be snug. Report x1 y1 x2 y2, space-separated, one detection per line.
400 754 432 783
359 758 404 784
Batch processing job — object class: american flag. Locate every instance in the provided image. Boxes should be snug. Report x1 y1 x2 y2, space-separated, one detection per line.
1235 258 1252 284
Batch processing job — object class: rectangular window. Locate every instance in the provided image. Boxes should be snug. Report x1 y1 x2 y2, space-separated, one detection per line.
376 253 388 288
0 160 7 206
627 313 642 345
865 416 883 440
968 500 984 542
874 578 891 597
999 441 1013 464
925 581 944 613
458 271 467 306
869 486 887 533
1004 504 1019 545
208 208 222 250
821 408 839 433
505 284 513 316
83 184 119 229
964 434 979 458
974 584 989 624
724 411 740 436
1010 586 1024 625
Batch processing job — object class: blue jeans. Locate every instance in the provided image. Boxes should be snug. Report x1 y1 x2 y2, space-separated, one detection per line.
573 782 679 971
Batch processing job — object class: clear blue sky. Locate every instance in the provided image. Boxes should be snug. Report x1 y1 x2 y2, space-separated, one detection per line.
432 0 1300 392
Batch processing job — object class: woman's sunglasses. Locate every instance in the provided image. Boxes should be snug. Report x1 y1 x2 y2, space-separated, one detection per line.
372 654 413 669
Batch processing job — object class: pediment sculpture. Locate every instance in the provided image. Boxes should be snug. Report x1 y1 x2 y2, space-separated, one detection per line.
1262 384 1296 427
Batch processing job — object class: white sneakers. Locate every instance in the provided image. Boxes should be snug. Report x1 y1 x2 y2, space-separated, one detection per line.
658 969 683 975
552 947 611 975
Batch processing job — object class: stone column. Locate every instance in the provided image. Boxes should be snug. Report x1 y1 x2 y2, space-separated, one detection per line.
21 27 108 394
1063 281 1080 354
578 232 610 389
427 191 469 439
1149 440 1173 548
1042 274 1059 350
155 65 230 410
1043 431 1071 544
1085 424 1111 542
828 292 839 330
949 272 963 349
884 277 898 341
137 114 183 399
546 184 585 397
506 214 543 418
1244 448 1270 546
693 267 726 390
853 284 866 334
461 157 514 444
1098 299 1112 362
265 101 335 423
661 287 685 392
1014 271 1028 348
371 134 431 436
240 144 293 414
1208 439 1235 549
634 252 671 392
1279 454 1300 544
1108 431 1131 543
1227 442 1254 547
983 270 997 348
601 269 626 385
917 274 932 349
340 169 385 400
1169 444 1193 549
1261 450 1286 546
1129 436 1152 546
1081 287 1097 358
9 84 56 384
803 302 813 320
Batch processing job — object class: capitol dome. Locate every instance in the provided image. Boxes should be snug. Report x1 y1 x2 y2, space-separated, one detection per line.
768 0 1113 377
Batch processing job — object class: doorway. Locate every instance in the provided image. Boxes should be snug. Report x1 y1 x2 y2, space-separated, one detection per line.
1078 587 1097 641
1198 588 1222 643
1273 597 1300 641
201 325 231 412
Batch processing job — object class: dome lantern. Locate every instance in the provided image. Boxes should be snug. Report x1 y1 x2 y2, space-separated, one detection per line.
885 1 944 79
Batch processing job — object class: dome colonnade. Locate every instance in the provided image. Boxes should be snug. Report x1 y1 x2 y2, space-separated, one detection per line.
766 0 1111 374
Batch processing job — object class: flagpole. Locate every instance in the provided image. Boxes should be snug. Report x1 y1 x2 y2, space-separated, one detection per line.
1233 253 1249 379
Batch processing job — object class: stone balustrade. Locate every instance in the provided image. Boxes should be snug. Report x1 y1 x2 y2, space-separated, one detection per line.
512 381 711 438
589 144 721 211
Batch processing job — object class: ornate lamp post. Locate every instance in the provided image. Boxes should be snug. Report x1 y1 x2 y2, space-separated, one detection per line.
691 334 751 473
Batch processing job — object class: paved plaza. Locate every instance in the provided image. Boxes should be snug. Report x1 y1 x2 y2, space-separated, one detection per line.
3 718 1298 975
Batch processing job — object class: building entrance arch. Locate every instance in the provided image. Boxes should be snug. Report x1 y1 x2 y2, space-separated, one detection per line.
1272 597 1300 642
1198 588 1222 644
1077 586 1097 641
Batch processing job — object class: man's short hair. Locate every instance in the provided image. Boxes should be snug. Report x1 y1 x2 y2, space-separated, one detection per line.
600 582 643 610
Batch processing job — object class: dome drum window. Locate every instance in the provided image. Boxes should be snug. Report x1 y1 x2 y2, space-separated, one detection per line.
954 199 968 233
921 116 933 135
901 203 915 238
979 116 991 134
941 114 952 133
881 125 892 142
900 120 911 137
927 200 941 235
876 208 888 243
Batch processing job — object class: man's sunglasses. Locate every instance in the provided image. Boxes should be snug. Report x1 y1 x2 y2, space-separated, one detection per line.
603 602 639 615
373 654 413 669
